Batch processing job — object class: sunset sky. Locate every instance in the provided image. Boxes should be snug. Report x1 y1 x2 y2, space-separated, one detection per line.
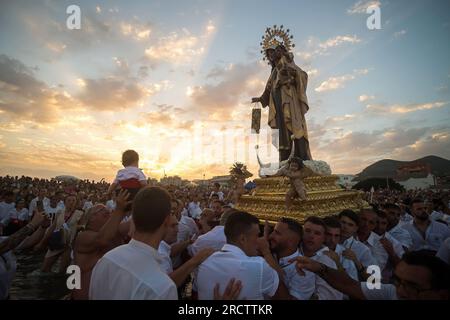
0 0 449 182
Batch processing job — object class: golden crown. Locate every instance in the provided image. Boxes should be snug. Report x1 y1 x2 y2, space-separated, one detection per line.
260 25 295 58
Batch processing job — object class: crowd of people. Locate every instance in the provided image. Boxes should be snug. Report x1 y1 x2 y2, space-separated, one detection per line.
1 150 449 300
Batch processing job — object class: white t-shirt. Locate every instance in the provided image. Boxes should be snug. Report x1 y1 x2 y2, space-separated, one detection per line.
89 239 177 300
114 166 147 183
195 243 279 300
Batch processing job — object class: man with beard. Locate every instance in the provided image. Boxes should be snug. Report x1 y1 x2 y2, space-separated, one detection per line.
383 203 413 251
267 218 316 299
402 198 450 253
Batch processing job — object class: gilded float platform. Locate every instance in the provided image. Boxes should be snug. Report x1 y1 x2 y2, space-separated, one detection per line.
235 175 368 224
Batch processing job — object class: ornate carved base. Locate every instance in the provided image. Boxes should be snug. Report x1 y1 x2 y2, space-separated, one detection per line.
235 175 369 224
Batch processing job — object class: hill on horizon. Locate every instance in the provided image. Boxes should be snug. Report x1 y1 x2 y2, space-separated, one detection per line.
354 155 450 181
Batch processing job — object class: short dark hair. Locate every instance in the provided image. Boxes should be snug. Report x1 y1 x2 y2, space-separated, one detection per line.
279 217 303 239
402 250 450 291
224 211 259 243
339 209 359 225
214 182 220 188
304 216 326 233
122 149 139 167
323 216 342 230
133 187 171 233
411 197 425 207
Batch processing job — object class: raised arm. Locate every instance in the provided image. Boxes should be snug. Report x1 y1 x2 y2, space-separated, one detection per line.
293 256 366 300
0 211 46 255
169 248 215 287
75 190 130 254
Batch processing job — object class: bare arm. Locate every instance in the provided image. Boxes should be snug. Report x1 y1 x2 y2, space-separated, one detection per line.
107 182 118 196
169 248 214 287
76 190 130 254
0 212 46 255
294 256 366 300
170 239 191 258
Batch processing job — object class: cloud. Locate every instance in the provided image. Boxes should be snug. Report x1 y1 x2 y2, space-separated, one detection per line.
347 0 381 14
77 77 149 111
393 29 407 39
76 58 170 111
318 35 362 50
144 22 216 65
366 101 448 114
0 54 79 123
188 61 265 120
315 69 369 93
296 35 362 65
359 94 375 102
120 20 152 41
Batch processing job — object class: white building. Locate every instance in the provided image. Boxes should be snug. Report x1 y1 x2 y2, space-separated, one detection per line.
397 173 436 190
337 174 357 189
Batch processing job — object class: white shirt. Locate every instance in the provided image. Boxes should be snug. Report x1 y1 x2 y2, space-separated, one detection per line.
209 191 224 201
334 243 359 281
436 237 450 264
89 239 178 300
306 246 344 300
357 232 389 270
361 282 397 300
430 211 450 224
188 226 226 257
114 166 147 183
379 232 405 282
195 243 279 300
389 223 413 250
0 237 17 300
0 202 15 227
187 202 202 220
106 200 116 212
402 219 450 252
82 201 93 212
342 236 376 268
279 249 315 300
158 241 173 274
398 212 413 227
28 197 49 218
8 208 29 221
177 216 199 242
